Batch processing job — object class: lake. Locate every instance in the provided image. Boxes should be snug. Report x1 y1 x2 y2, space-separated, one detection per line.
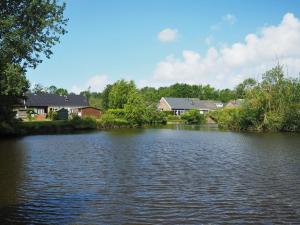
0 126 300 224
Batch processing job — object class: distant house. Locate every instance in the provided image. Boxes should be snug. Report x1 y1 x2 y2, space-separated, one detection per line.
78 107 102 119
16 93 89 119
158 97 223 115
226 99 244 108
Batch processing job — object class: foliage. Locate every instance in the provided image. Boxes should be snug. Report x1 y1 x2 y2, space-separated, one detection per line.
70 116 97 129
166 115 183 123
180 110 205 125
0 0 67 135
99 113 129 127
214 65 300 132
106 108 126 118
235 78 257 99
47 110 58 121
108 80 136 109
124 91 147 125
144 107 167 124
26 109 36 121
101 84 112 110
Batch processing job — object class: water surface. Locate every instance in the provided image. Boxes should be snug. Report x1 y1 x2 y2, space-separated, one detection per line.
0 127 300 224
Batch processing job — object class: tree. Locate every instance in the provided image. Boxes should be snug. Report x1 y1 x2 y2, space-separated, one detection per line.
108 80 136 109
55 88 68 96
235 78 257 99
0 0 67 134
124 91 147 125
102 84 112 110
48 85 58 94
32 83 46 94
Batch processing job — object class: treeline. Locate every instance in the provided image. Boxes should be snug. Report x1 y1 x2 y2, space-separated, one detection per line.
78 79 254 110
27 65 300 132
211 65 300 132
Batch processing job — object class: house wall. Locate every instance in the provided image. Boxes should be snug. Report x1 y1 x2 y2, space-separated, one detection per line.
158 98 172 111
47 106 82 114
80 107 102 119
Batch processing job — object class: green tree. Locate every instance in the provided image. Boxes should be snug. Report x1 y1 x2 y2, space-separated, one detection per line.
102 84 112 110
0 0 67 135
108 80 136 109
32 83 46 94
124 91 147 125
55 88 68 96
235 78 257 99
48 85 58 94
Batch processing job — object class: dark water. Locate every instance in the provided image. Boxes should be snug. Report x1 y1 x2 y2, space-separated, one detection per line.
0 126 300 224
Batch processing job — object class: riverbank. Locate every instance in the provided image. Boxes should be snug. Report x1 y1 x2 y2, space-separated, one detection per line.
4 117 134 136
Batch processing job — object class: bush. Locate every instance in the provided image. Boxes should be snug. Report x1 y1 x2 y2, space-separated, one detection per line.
167 115 181 121
180 110 205 125
262 111 284 131
69 115 97 129
48 110 58 120
145 108 167 124
214 107 242 130
99 113 129 128
26 109 36 121
106 108 126 118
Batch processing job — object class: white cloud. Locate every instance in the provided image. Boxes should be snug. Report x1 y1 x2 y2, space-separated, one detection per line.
71 74 110 93
211 13 237 30
158 28 178 43
144 13 300 89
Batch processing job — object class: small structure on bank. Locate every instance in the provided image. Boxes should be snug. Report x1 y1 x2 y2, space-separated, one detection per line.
78 107 102 119
57 108 69 120
158 97 224 115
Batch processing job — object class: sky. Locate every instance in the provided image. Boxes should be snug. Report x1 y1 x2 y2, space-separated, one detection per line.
27 0 300 93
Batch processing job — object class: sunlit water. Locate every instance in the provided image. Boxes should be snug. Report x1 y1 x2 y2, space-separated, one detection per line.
0 126 300 224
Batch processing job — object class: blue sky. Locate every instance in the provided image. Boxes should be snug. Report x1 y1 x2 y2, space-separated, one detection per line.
27 0 300 92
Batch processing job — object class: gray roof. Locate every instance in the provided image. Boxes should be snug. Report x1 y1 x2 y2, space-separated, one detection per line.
163 97 222 110
25 94 89 107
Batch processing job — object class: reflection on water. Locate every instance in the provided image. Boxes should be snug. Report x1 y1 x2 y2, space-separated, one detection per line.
0 127 300 224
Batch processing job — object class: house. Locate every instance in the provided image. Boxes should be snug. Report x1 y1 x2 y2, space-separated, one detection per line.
16 93 89 119
158 97 223 115
78 107 102 119
226 99 244 108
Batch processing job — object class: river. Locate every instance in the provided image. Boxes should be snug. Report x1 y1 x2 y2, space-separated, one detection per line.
0 126 300 224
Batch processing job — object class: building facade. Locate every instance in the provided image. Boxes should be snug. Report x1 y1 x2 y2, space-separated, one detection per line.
158 97 223 115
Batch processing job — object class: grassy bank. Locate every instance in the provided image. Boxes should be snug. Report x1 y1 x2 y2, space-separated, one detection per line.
16 117 135 135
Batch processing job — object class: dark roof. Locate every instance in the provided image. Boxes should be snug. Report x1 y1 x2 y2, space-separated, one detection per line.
25 94 89 107
163 97 223 110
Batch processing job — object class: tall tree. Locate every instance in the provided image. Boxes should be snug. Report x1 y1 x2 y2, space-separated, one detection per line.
108 80 136 109
0 0 67 134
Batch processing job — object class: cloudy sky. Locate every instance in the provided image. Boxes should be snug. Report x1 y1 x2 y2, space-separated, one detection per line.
27 0 300 93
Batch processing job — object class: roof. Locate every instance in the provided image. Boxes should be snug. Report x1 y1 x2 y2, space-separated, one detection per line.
162 97 223 110
226 99 244 107
25 94 89 107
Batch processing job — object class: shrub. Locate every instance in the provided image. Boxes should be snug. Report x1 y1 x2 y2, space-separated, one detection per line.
145 108 167 124
69 116 97 129
48 110 58 120
180 109 205 125
26 109 36 121
167 115 181 121
106 108 126 118
99 113 129 127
